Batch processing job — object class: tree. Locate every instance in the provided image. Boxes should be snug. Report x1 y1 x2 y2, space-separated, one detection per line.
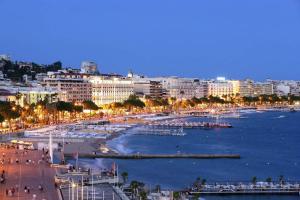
0 114 4 123
123 95 145 111
252 176 257 185
201 179 207 187
56 101 74 121
193 177 202 190
83 100 99 117
121 172 128 185
279 175 284 185
83 100 99 110
73 105 83 119
266 177 272 184
56 101 74 112
173 191 180 200
140 191 147 200
130 180 139 198
155 185 161 193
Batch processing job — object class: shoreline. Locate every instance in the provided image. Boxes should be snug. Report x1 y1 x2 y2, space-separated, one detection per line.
10 107 298 162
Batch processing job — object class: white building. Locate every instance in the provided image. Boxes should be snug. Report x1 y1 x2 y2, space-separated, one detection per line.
229 79 254 97
208 78 233 97
90 76 133 106
18 87 62 107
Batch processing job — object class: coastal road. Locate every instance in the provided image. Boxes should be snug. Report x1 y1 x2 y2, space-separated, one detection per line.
0 146 59 200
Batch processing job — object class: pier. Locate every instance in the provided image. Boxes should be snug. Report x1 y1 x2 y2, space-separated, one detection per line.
147 120 233 129
64 153 241 159
188 182 300 196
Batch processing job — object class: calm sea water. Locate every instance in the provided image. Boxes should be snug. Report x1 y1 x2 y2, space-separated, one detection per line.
80 111 300 200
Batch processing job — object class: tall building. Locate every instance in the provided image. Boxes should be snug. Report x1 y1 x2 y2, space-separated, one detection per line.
90 76 133 106
42 70 92 103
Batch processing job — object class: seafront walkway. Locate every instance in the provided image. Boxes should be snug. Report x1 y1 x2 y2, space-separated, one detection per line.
0 145 58 200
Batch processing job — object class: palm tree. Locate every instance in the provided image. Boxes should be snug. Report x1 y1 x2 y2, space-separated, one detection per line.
193 177 201 190
155 185 161 193
279 175 284 185
201 179 207 187
82 100 99 118
173 191 180 200
15 92 22 105
121 172 128 185
252 176 257 185
266 177 272 185
130 180 139 198
140 191 147 200
0 114 4 129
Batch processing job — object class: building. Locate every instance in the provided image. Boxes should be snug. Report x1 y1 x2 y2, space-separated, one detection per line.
0 89 16 102
132 78 164 99
208 78 233 97
42 70 92 103
0 71 4 80
253 82 274 96
269 80 300 96
194 81 208 98
150 77 198 99
228 79 254 97
35 73 48 82
0 54 11 61
17 87 62 107
90 76 133 106
80 61 99 74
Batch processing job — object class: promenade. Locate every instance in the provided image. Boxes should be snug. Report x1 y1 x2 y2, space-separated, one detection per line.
0 144 58 200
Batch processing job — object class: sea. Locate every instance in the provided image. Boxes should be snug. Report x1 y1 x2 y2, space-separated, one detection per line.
78 111 300 200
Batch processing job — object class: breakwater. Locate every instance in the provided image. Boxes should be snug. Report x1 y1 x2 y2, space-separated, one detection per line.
65 153 241 159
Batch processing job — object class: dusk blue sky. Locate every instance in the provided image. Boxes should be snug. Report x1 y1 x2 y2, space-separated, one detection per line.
1 0 300 80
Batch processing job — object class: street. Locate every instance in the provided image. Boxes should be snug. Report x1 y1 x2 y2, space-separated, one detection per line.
0 144 59 200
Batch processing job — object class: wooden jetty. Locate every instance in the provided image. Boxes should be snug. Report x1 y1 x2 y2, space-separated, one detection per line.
64 153 241 159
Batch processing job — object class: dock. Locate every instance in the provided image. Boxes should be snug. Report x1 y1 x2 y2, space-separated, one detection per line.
64 153 241 159
147 120 233 129
188 182 300 196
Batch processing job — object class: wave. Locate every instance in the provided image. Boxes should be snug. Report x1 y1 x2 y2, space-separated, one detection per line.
107 134 133 154
274 115 286 119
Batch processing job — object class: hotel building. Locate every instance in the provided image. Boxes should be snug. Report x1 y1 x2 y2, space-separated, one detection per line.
42 70 92 103
90 76 133 106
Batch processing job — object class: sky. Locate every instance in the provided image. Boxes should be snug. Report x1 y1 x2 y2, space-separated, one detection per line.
1 0 300 80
